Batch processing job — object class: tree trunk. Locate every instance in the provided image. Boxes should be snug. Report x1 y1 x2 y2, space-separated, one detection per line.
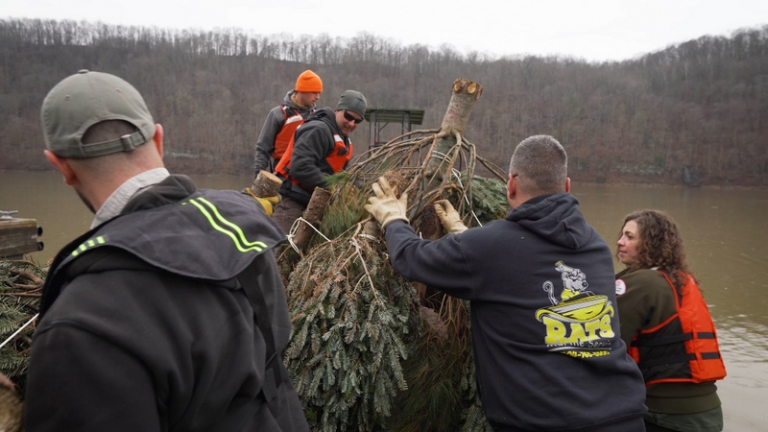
277 187 333 282
292 187 333 252
440 79 483 137
425 79 483 180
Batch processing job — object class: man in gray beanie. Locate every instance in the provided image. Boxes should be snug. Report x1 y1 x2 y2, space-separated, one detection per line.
25 70 309 432
273 89 367 233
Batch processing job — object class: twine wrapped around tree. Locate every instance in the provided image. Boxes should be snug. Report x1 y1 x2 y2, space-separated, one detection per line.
282 79 507 432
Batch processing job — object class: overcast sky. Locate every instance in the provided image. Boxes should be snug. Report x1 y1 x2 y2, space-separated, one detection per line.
2 0 766 62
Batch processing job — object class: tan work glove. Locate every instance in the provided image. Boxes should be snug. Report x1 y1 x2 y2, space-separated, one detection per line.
365 176 409 229
242 188 280 216
434 199 468 233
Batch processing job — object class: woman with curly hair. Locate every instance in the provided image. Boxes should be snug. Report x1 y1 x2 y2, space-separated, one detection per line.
615 210 727 432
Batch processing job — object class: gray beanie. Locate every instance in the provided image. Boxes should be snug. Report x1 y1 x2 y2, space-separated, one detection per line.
336 90 367 120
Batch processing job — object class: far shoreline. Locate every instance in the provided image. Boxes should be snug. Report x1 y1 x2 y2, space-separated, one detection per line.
2 168 766 190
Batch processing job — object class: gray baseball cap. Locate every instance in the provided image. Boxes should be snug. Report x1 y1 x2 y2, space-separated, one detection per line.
41 70 155 158
336 90 367 120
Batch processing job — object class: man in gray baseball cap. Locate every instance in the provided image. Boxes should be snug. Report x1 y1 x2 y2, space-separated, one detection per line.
25 70 309 432
39 70 166 223
42 69 157 159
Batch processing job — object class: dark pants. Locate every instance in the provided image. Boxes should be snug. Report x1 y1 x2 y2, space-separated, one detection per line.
643 406 724 432
491 416 645 432
645 422 678 432
273 195 306 235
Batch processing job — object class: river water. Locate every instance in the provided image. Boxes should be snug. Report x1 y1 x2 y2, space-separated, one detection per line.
1 170 766 431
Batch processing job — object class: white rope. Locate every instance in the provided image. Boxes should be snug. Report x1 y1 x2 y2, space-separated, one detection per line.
0 313 38 350
285 219 301 253
429 150 450 162
285 217 332 253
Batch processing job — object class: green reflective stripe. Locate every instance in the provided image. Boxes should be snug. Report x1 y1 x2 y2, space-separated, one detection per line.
72 245 85 256
195 197 269 250
188 198 268 253
71 235 108 257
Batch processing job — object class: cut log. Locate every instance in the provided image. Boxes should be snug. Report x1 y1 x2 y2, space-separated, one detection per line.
277 187 334 282
250 170 282 197
292 187 333 252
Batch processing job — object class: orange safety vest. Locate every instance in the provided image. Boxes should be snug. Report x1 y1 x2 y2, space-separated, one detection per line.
271 106 307 160
628 271 726 386
275 132 352 189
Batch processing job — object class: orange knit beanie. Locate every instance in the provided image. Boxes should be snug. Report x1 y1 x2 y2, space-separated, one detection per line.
295 70 323 93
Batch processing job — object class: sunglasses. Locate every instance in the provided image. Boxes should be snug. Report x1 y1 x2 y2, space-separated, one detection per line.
343 110 363 124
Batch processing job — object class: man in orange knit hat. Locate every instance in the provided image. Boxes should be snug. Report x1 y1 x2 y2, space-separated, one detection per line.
253 70 323 173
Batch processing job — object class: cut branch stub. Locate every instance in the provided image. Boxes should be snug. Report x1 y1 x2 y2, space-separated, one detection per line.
425 78 483 183
439 79 483 137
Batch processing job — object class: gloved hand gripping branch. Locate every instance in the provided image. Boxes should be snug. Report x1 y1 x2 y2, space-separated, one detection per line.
242 188 280 217
434 199 468 233
365 177 409 229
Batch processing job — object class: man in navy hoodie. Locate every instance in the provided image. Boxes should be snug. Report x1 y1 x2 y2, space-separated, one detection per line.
365 135 647 432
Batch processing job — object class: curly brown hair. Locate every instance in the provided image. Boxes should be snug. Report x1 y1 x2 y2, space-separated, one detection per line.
617 210 694 291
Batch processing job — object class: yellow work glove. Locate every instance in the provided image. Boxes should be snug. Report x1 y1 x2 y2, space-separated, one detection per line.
242 188 279 217
364 177 409 229
434 199 468 234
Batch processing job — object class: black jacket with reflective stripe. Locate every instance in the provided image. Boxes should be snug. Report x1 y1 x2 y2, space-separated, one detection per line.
26 175 309 432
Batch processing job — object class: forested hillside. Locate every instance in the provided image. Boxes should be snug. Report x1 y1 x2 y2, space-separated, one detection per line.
1 19 766 186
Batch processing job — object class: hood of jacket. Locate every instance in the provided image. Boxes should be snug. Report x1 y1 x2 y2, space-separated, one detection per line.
506 193 593 250
39 175 286 317
303 107 341 136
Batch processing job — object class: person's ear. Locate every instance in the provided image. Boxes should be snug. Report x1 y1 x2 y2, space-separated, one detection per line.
44 150 77 186
152 124 164 159
565 177 571 193
507 174 516 202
